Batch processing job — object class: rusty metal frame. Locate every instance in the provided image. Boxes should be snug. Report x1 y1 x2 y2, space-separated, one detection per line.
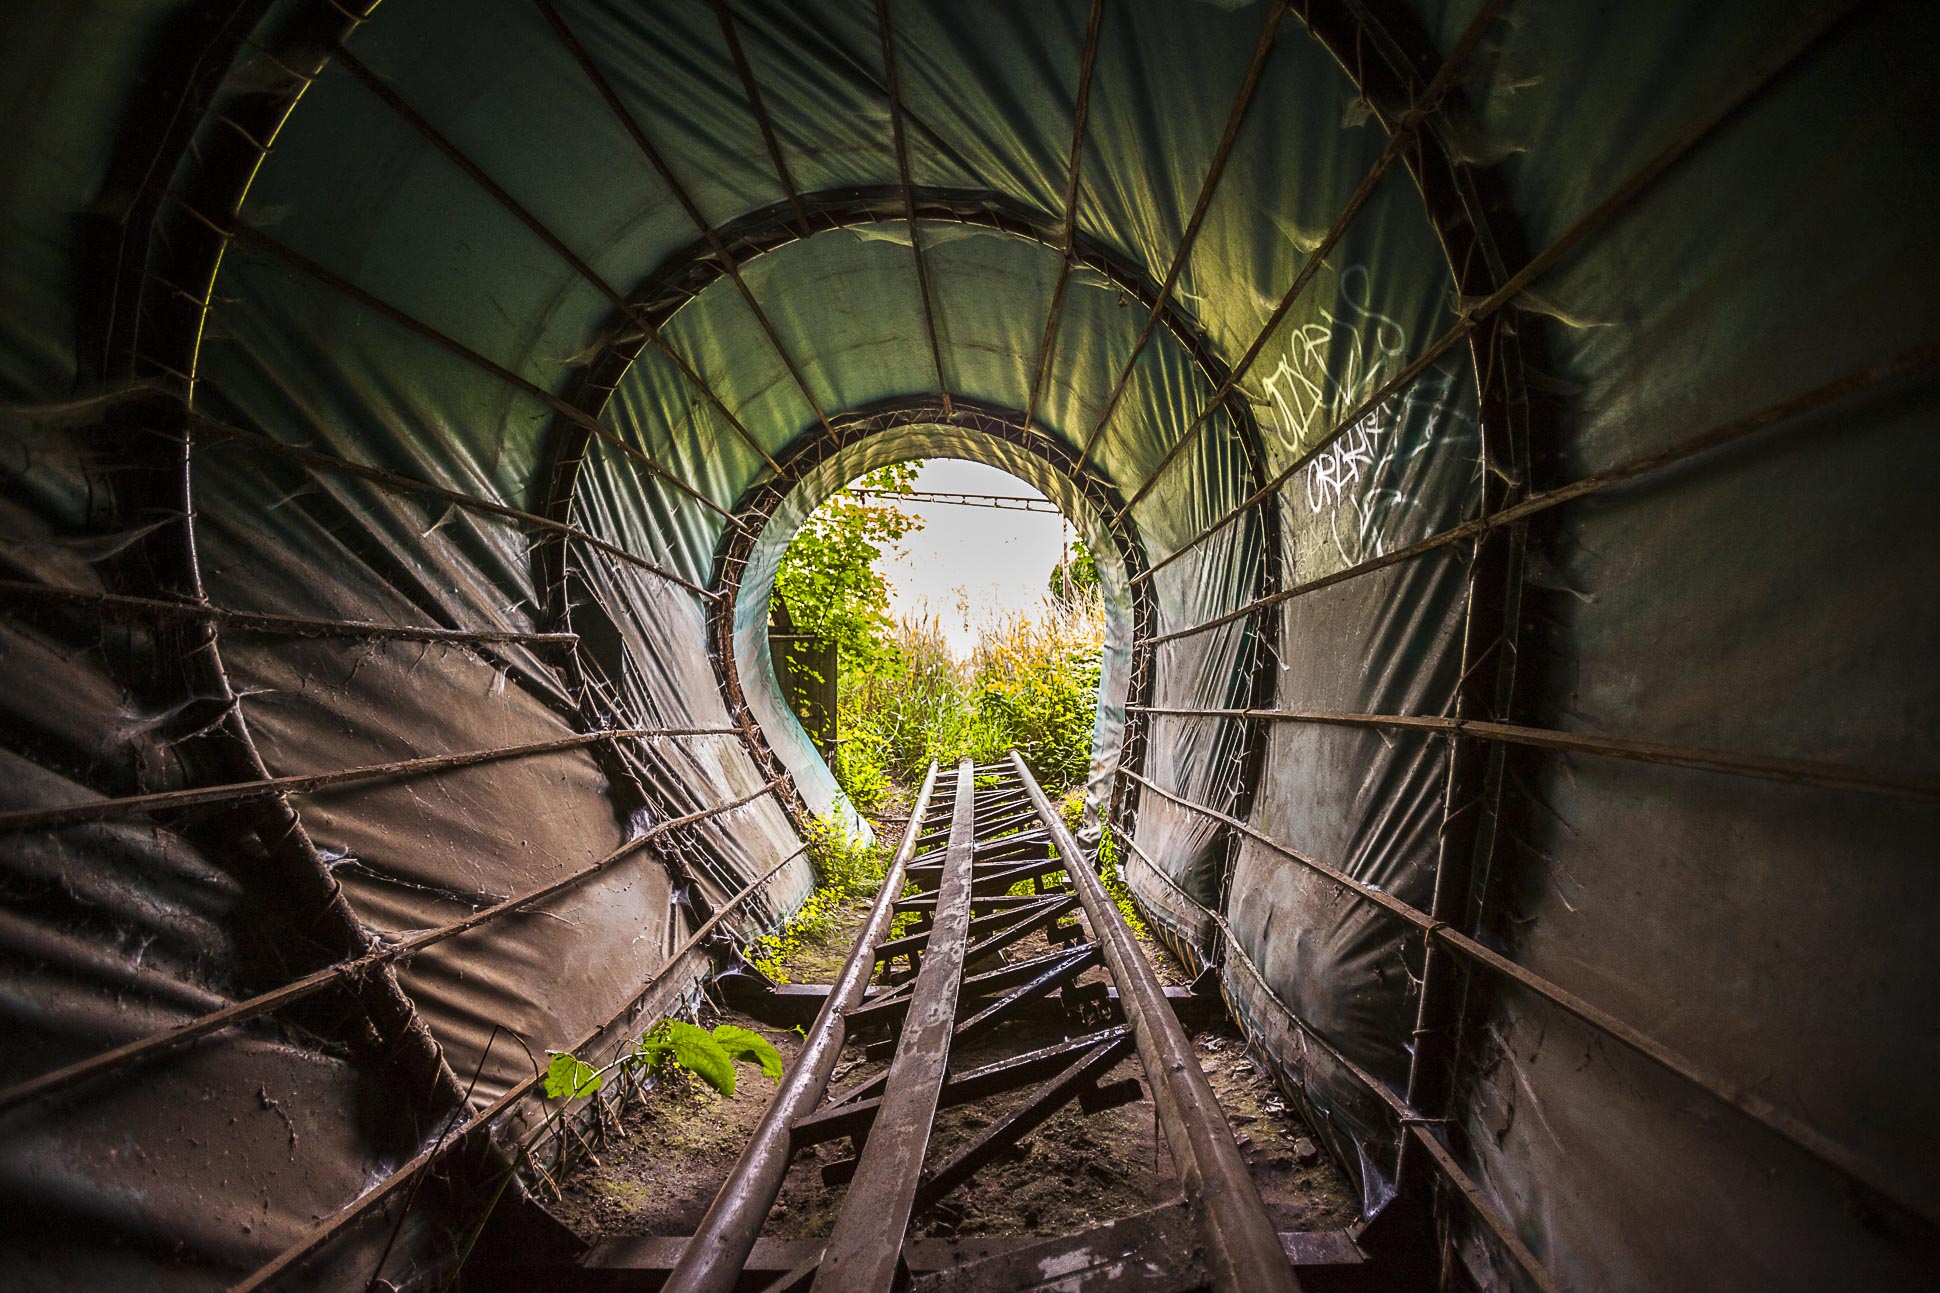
1073 0 1289 469
1024 0 1106 436
703 395 1157 847
661 756 1310 1292
875 0 954 418
812 759 978 1291
0 776 781 1116
227 835 807 1293
533 0 836 451
1010 753 1301 1292
1116 764 1936 1226
0 577 579 649
1130 0 1862 590
1142 331 1940 649
662 763 941 1292
0 726 740 835
1127 703 1940 803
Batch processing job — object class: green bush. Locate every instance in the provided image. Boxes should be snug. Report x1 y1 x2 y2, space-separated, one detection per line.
744 816 889 982
833 595 1104 803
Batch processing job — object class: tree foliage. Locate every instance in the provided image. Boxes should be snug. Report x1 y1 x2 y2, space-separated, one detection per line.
773 463 920 673
1047 538 1099 603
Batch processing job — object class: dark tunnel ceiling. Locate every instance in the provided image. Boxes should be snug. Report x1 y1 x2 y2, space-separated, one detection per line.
3 0 1939 1290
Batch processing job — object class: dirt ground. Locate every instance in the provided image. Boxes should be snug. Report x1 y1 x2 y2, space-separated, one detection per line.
547 814 1361 1244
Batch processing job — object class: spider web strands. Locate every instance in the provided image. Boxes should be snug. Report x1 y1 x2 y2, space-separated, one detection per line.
1116 765 1934 1224
1110 0 1510 524
0 779 789 1116
533 0 837 452
331 44 781 475
1130 0 1864 586
1073 0 1290 470
0 727 744 834
1135 333 1940 647
225 833 804 1293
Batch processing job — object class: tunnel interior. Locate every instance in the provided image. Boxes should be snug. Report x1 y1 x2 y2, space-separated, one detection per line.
2 0 1937 1289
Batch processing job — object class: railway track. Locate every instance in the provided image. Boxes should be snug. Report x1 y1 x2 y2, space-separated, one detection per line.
567 753 1355 1292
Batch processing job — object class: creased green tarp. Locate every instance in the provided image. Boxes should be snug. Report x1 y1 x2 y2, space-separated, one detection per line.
3 0 1938 1289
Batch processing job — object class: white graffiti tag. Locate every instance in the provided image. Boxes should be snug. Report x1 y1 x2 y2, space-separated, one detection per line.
1257 264 1408 477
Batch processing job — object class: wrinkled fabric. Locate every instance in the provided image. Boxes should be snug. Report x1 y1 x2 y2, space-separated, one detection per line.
3 1 1938 1289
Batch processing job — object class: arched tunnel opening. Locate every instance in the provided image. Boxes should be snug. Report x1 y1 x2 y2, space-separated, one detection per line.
721 420 1142 841
2 1 1937 1290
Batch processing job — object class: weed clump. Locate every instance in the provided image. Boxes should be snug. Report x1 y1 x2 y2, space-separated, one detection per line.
837 594 1105 807
744 817 889 982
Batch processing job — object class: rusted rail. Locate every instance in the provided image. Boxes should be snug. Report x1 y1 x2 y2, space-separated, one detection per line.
1008 752 1300 1293
663 762 942 1293
640 753 1308 1292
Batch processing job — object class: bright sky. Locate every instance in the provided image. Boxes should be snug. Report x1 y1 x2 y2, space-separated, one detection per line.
875 459 1075 658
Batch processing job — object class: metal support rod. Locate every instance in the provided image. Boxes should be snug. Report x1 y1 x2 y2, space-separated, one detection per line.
663 762 941 1293
208 215 743 527
848 488 1062 513
814 759 977 1292
820 943 1101 1124
226 839 805 1293
791 1026 1132 1149
875 0 953 417
1125 705 1940 802
0 577 577 648
1009 751 1300 1293
0 780 786 1116
187 413 716 598
1023 0 1105 435
914 1032 1136 1209
1139 332 1940 637
1116 765 1936 1223
1111 0 1507 523
0 726 738 834
711 0 811 234
1131 0 1860 584
533 0 833 452
1118 831 1563 1293
332 44 781 474
1075 0 1287 467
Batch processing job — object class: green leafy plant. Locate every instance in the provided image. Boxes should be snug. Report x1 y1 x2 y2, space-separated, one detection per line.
1047 538 1099 603
1093 817 1148 940
774 463 921 678
634 1020 782 1097
543 1052 603 1100
541 1018 784 1120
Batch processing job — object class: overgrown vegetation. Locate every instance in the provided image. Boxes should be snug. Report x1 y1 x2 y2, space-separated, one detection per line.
773 465 1107 813
773 462 919 674
834 595 1105 809
743 816 895 983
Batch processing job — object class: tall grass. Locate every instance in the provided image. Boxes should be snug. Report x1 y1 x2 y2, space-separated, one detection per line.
836 593 1104 807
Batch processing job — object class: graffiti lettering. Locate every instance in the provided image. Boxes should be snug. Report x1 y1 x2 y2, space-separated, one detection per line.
1257 265 1407 466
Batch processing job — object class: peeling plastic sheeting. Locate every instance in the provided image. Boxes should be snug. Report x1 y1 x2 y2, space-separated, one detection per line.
2 1 1939 1291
